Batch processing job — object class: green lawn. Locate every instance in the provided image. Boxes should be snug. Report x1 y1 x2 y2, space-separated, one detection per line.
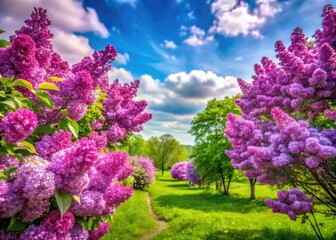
149 172 336 240
105 172 336 240
103 190 157 240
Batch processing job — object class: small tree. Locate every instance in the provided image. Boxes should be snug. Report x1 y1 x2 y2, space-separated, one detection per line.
148 134 188 176
189 96 241 196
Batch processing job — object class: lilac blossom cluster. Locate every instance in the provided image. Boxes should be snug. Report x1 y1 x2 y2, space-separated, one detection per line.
0 7 151 239
0 108 37 143
265 188 314 221
0 8 151 144
186 160 202 185
225 5 336 219
170 161 188 181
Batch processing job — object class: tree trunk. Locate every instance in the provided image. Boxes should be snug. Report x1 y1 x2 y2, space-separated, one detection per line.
220 169 229 195
249 178 256 200
161 161 164 176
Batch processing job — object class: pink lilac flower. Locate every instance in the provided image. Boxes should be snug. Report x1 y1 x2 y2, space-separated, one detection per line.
170 161 188 181
35 130 72 160
41 210 75 237
0 108 37 143
88 222 110 240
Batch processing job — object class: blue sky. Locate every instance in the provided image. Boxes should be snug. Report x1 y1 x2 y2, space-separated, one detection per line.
0 0 331 145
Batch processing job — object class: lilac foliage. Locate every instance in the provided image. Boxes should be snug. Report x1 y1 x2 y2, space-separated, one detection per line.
170 161 188 181
225 5 336 219
186 160 201 185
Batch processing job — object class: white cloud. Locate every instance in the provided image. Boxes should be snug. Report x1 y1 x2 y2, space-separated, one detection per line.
209 0 281 38
52 29 93 64
113 0 137 7
187 11 195 20
162 40 178 49
137 70 240 144
234 56 243 61
115 52 130 65
108 67 134 83
0 0 109 64
184 26 214 46
106 67 240 144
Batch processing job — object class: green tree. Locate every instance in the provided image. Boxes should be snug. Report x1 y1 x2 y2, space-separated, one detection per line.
121 133 149 156
148 134 189 176
189 95 242 196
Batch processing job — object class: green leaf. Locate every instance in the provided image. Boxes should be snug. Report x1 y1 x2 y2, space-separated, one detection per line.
67 118 79 139
38 82 59 91
72 195 81 203
0 100 16 109
0 39 10 48
0 29 5 34
8 79 33 91
48 76 64 82
34 124 56 135
7 215 27 231
19 141 37 154
0 172 7 180
75 217 88 230
59 118 79 139
12 97 23 109
3 167 17 176
55 190 72 217
36 91 54 110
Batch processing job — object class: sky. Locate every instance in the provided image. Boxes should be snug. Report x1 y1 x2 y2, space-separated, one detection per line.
0 0 332 145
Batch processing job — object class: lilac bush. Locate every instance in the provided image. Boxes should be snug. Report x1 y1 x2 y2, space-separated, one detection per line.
170 161 188 181
224 4 335 239
186 160 202 185
0 7 151 239
130 156 156 189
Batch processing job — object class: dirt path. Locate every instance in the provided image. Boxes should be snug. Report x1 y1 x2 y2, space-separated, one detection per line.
138 192 168 240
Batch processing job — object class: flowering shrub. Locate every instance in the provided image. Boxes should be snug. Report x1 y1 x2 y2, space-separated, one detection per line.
186 160 201 185
0 8 151 239
224 4 335 239
130 156 156 189
170 161 188 181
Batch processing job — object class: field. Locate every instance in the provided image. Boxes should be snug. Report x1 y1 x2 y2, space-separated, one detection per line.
106 172 336 240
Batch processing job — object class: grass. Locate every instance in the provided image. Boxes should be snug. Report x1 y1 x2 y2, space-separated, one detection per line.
149 172 336 240
103 190 157 240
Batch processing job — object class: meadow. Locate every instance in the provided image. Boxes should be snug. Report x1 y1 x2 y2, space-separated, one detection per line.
106 172 336 240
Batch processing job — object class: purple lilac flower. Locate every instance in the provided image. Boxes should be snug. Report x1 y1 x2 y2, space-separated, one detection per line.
0 108 37 143
170 161 188 181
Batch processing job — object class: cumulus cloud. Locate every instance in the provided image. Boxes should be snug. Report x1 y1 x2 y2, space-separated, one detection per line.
209 0 281 38
138 71 240 144
115 52 130 65
162 40 178 49
0 0 109 64
183 26 214 46
108 67 134 83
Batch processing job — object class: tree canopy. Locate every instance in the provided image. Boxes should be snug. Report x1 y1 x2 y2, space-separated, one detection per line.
189 95 241 195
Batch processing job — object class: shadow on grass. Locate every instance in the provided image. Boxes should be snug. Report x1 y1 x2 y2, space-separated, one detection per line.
203 228 319 240
154 192 266 213
156 178 177 182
